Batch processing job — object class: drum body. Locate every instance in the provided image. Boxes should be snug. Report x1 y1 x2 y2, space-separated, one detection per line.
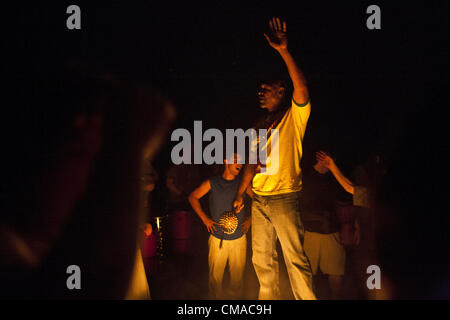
171 210 193 239
141 215 168 258
141 232 157 258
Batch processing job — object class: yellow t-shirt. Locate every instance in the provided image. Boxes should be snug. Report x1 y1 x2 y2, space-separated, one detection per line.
252 99 311 196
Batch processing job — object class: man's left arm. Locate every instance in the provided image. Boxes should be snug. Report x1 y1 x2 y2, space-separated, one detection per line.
241 185 253 234
316 151 355 195
264 17 309 105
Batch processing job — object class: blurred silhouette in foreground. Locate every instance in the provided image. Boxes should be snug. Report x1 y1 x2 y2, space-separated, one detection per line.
0 59 175 299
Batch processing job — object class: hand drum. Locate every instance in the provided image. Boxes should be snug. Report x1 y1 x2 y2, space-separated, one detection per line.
219 210 239 235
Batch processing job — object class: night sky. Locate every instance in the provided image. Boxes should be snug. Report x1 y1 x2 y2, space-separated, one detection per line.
4 2 443 163
1 1 448 299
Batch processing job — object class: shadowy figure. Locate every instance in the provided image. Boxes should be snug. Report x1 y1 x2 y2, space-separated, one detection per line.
316 151 387 299
166 163 201 213
0 60 175 299
300 151 347 299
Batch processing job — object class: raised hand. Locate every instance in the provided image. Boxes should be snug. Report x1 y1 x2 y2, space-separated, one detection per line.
143 223 153 237
316 151 334 168
264 17 288 51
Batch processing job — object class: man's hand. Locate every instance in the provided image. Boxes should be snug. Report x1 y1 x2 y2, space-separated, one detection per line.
316 151 334 169
318 151 355 194
233 194 245 213
202 217 219 233
143 183 155 192
143 223 152 237
241 217 251 234
264 17 288 51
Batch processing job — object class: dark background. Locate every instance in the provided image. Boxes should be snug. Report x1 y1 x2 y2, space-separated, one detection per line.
1 1 448 298
3 2 445 166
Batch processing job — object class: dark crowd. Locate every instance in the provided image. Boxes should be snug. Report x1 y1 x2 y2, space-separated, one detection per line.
0 3 447 300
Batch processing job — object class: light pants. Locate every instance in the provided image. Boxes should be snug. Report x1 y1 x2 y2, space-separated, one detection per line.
252 192 316 300
125 248 151 300
208 234 247 299
303 231 346 276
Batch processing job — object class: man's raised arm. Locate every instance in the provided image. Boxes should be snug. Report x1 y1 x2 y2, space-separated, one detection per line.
316 151 355 195
264 17 309 105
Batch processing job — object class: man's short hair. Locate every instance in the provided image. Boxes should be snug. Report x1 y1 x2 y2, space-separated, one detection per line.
261 79 289 90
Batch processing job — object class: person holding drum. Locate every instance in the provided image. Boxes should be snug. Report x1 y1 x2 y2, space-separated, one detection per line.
188 153 252 299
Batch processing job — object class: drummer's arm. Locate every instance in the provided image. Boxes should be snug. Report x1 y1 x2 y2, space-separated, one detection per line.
245 184 254 199
240 185 253 234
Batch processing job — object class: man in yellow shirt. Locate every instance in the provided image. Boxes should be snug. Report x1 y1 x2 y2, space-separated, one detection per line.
233 17 316 300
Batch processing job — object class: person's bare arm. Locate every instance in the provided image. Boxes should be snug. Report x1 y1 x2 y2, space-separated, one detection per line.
239 184 253 234
316 151 355 194
233 164 256 213
329 163 354 195
264 17 309 104
245 184 254 199
188 180 218 233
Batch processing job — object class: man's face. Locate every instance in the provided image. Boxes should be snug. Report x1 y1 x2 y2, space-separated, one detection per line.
225 154 243 177
258 83 284 112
